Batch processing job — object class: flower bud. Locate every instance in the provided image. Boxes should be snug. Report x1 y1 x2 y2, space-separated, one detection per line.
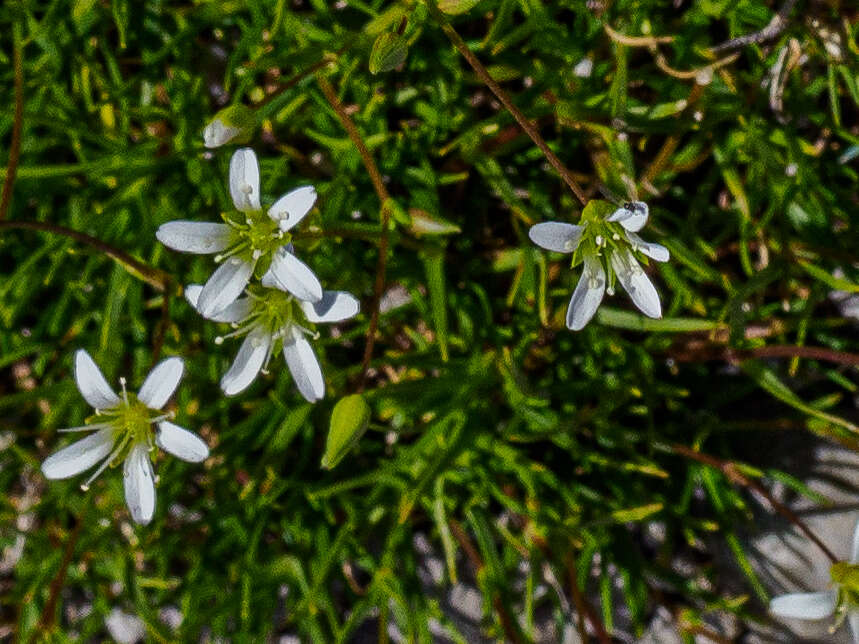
203 104 255 148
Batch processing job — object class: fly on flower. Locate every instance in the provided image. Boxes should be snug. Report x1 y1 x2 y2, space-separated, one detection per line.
41 350 209 525
528 199 670 330
185 276 360 401
156 148 322 318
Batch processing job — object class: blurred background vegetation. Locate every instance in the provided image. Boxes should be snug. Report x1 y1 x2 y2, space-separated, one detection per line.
1 0 858 641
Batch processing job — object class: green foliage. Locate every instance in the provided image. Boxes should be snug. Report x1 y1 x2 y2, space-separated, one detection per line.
1 0 858 641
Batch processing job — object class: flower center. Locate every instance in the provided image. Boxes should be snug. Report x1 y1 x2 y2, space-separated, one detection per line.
213 286 318 373
216 209 290 266
78 383 171 491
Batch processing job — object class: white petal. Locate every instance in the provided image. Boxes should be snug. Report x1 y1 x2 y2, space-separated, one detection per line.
220 330 271 396
300 291 360 323
185 284 252 323
74 350 120 410
611 249 662 319
261 250 322 303
626 231 670 263
769 591 837 620
137 357 184 410
203 119 240 149
566 254 605 330
607 201 649 232
41 428 115 479
197 258 254 318
229 148 261 212
123 444 155 525
268 186 317 231
528 222 584 253
156 421 209 463
155 222 232 254
849 611 859 644
283 329 324 402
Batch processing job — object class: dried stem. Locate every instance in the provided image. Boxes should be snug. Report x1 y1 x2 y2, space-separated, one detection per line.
0 23 24 222
710 0 798 53
0 220 169 292
426 1 587 206
316 75 391 391
668 443 839 563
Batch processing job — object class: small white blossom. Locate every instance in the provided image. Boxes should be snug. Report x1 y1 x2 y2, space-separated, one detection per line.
157 148 322 318
529 200 669 330
770 519 859 642
41 350 209 525
185 277 360 401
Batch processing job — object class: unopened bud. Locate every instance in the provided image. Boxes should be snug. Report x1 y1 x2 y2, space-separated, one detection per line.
203 105 255 148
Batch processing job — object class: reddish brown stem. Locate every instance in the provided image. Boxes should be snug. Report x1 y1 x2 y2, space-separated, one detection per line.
671 343 859 369
0 25 24 222
448 519 525 643
27 509 87 643
0 220 169 291
670 443 839 563
316 75 391 391
566 553 613 644
426 1 587 206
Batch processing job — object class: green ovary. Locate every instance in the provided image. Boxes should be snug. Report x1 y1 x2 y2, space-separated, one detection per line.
221 209 289 262
91 393 160 467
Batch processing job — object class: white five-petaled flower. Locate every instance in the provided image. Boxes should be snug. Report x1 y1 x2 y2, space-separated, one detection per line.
156 148 322 318
770 519 859 642
529 200 670 331
41 350 209 525
185 280 360 402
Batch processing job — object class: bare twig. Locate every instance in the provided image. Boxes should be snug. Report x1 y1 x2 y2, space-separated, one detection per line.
669 443 839 564
710 0 798 53
0 24 24 222
316 75 392 391
0 220 169 291
426 1 588 206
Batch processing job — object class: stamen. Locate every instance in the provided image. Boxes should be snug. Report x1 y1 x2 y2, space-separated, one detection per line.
58 422 113 433
119 377 129 405
80 439 125 491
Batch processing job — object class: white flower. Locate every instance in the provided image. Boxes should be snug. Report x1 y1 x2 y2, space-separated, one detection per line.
529 200 670 331
41 350 209 525
770 519 859 642
185 280 360 401
156 148 322 318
